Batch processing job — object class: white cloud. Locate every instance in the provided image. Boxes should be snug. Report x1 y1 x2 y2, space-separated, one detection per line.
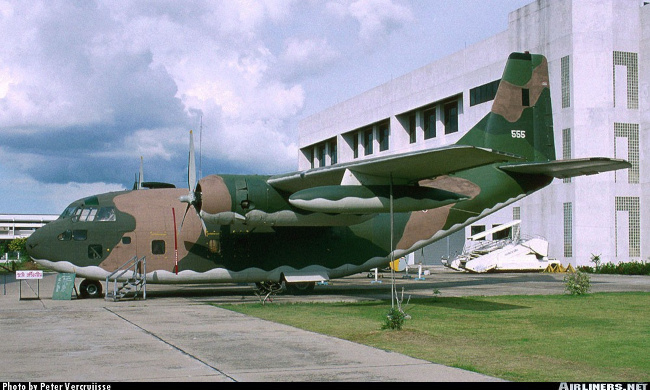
327 0 413 44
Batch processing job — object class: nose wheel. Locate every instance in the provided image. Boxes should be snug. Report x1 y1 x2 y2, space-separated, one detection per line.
79 279 103 299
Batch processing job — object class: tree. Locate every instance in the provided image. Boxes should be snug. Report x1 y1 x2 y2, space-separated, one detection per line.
8 237 27 255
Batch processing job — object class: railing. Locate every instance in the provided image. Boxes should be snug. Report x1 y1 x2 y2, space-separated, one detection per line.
105 255 146 301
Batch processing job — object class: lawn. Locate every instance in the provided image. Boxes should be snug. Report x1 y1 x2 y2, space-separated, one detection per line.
216 292 649 382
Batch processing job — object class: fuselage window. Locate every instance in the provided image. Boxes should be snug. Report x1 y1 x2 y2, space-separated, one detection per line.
57 230 72 241
72 230 87 241
88 244 103 260
122 236 131 244
96 207 116 222
152 240 165 255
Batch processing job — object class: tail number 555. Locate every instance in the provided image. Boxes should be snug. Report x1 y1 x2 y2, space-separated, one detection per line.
511 130 526 138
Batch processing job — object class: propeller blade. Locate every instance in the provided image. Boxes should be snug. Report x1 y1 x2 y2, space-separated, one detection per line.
179 203 191 232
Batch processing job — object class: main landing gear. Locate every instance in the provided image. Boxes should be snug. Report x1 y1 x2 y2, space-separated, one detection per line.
254 280 317 303
79 279 103 299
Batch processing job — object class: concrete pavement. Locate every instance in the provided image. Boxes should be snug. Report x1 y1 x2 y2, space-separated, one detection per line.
1 268 648 382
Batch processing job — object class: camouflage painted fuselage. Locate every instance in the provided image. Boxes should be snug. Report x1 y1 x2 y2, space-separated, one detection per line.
26 167 550 284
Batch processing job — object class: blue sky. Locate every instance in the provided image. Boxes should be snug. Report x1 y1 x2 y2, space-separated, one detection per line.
0 0 532 214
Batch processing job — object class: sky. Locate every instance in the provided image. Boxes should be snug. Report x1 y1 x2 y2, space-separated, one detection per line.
0 0 533 214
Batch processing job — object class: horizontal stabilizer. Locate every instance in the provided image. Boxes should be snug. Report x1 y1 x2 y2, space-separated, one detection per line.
499 158 631 179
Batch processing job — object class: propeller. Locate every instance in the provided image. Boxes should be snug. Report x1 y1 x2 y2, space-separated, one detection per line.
179 130 207 233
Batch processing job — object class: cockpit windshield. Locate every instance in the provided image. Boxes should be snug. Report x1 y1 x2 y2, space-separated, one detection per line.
59 206 78 219
59 205 116 222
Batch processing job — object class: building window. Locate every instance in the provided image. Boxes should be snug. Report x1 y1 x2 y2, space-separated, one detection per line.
408 113 417 144
561 55 570 108
317 144 326 167
613 51 638 109
328 138 337 165
379 122 389 151
562 128 572 183
363 128 373 156
614 123 639 184
512 207 521 239
563 202 573 258
615 197 640 258
353 133 359 159
423 107 436 140
470 79 500 107
492 224 511 240
444 101 458 134
470 225 485 240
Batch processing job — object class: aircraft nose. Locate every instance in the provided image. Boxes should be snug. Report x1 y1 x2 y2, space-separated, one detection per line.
25 226 46 260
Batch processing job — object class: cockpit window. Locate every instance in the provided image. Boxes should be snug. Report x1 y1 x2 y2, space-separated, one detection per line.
96 207 116 221
59 206 78 220
72 208 83 222
72 230 87 241
69 206 116 222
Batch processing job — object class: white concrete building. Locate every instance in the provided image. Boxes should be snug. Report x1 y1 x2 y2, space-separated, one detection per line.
0 214 57 241
298 0 649 266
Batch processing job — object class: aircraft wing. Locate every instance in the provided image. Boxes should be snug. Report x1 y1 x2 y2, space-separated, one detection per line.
499 157 631 179
268 145 522 193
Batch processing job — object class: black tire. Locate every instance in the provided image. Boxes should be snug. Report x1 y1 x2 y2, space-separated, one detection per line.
284 281 315 295
79 279 103 299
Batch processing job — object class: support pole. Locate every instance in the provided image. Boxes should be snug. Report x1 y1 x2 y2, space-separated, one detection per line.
390 173 395 310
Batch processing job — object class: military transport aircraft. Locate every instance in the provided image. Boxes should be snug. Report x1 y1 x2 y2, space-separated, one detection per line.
26 52 630 298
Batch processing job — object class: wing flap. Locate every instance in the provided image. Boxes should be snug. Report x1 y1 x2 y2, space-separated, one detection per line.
499 158 631 178
268 145 522 193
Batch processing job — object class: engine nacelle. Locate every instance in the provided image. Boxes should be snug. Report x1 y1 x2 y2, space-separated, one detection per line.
196 175 233 215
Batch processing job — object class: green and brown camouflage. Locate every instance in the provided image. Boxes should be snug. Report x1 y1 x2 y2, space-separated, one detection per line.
25 52 630 295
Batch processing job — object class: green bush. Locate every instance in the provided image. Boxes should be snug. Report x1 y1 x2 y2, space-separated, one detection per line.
578 260 650 276
381 307 406 330
564 271 591 295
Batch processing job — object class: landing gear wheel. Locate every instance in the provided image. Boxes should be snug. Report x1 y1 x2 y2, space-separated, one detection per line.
285 281 315 295
79 279 103 299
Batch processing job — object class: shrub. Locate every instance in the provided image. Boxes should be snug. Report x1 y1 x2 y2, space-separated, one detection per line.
564 271 591 295
381 307 406 330
578 260 650 276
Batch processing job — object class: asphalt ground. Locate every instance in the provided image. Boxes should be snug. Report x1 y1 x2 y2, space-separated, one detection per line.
1 267 649 382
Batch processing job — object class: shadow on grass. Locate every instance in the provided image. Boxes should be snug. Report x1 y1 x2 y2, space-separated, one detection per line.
308 297 531 312
409 297 530 311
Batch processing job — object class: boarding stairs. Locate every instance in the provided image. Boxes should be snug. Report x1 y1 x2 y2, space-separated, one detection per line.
442 220 559 273
105 255 147 301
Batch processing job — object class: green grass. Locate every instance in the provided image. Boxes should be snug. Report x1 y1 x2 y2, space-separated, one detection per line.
215 292 650 382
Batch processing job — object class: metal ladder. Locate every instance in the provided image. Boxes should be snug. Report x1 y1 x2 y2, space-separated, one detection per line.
105 255 146 301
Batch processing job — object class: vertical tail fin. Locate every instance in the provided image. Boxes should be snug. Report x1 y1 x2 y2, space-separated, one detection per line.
457 52 556 162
